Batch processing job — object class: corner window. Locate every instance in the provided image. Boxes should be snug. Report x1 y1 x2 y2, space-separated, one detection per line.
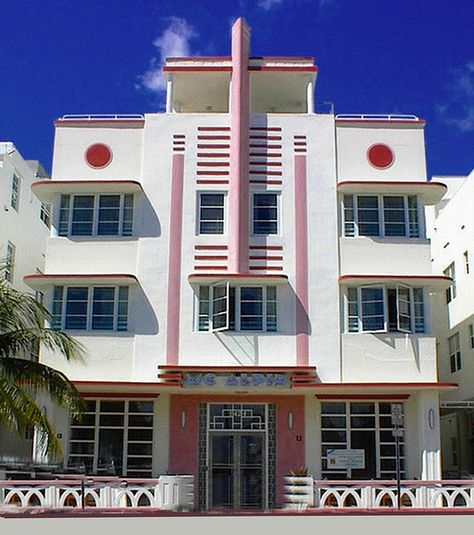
346 285 425 334
448 333 461 373
343 194 420 238
11 174 20 211
252 193 279 235
58 194 134 237
198 193 225 234
444 263 456 303
197 284 277 333
51 285 129 331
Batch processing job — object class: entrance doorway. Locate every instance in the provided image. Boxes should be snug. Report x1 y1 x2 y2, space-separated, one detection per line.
206 404 269 510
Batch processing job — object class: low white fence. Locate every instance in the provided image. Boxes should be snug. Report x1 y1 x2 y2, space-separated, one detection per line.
0 475 194 511
314 480 474 509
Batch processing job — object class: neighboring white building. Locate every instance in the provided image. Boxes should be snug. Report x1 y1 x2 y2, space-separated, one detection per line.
27 18 454 510
0 142 50 466
427 169 474 477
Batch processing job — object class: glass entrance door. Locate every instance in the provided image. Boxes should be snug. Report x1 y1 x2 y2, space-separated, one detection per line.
209 432 265 509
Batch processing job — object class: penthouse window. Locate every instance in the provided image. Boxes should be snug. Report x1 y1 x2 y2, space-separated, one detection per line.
343 195 420 238
197 284 277 332
51 286 129 331
346 286 425 334
58 194 134 237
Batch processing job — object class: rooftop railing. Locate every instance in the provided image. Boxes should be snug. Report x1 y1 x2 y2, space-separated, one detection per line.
336 114 419 121
58 114 145 121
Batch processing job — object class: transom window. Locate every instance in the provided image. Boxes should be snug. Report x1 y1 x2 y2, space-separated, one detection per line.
58 194 134 237
252 193 279 235
343 194 420 238
52 285 129 331
198 193 225 234
321 402 406 480
448 332 461 373
346 286 425 334
68 399 154 478
197 284 277 332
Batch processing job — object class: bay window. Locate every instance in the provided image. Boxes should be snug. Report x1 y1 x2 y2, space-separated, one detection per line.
52 285 129 331
58 194 134 237
346 286 425 334
197 284 277 332
343 194 420 238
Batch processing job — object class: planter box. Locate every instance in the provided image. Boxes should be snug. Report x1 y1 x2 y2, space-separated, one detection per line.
283 475 314 509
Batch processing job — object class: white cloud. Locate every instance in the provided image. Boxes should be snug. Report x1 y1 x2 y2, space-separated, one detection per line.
140 17 198 92
438 61 474 132
257 0 284 9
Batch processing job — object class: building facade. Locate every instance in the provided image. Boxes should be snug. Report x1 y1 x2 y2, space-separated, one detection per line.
0 143 50 466
27 19 455 510
427 169 474 477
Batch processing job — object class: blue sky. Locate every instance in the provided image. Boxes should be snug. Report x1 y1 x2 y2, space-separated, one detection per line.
1 0 472 177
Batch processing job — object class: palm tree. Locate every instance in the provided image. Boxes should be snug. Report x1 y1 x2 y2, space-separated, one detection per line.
0 275 86 460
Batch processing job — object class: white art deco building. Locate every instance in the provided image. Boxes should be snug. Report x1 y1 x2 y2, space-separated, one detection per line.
27 18 455 510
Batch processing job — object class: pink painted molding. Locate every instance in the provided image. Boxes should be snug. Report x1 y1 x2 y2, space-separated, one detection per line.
166 154 185 365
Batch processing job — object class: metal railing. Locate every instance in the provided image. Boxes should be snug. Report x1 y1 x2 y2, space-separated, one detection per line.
58 114 145 121
335 114 419 121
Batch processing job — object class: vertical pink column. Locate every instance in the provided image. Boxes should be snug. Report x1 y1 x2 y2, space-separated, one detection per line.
228 18 251 273
295 155 309 366
166 153 185 365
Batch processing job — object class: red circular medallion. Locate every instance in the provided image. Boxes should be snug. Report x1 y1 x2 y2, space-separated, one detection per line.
85 143 112 169
367 144 394 169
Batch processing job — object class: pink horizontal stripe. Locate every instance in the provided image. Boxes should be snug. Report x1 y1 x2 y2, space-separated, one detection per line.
250 161 282 166
196 180 229 185
197 153 230 158
337 180 447 189
249 246 283 250
24 273 137 281
197 126 230 131
250 127 282 131
188 273 288 280
163 66 232 72
198 144 230 149
250 170 282 175
249 180 283 185
195 245 228 250
194 255 228 260
197 170 229 176
249 255 283 260
336 119 426 126
193 265 227 270
249 266 284 271
249 66 317 72
250 135 282 140
249 144 282 149
197 161 229 167
249 153 282 158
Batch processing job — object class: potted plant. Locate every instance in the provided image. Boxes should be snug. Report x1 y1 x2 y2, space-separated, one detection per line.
284 467 314 509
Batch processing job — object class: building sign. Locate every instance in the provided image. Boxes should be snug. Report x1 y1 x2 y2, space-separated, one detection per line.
390 403 404 426
327 449 365 469
183 372 291 388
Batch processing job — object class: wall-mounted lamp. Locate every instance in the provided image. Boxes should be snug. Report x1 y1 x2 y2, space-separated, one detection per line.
288 411 294 430
181 410 187 428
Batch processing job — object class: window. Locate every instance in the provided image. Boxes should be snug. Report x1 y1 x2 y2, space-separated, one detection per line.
346 286 425 334
11 174 20 210
40 203 51 228
198 193 225 234
51 286 129 331
449 333 461 373
197 284 277 332
252 193 279 235
4 242 15 282
68 399 154 477
343 194 420 238
58 194 134 237
469 324 474 350
464 251 470 274
321 402 406 480
444 263 456 303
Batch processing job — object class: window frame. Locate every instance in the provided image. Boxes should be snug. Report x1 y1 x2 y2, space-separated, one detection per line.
342 194 421 239
58 193 134 237
196 284 277 333
251 192 280 236
11 173 20 211
51 285 129 332
345 285 425 334
4 241 16 283
448 332 462 373
197 192 226 235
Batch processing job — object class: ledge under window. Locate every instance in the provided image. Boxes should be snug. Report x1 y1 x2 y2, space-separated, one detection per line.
337 181 447 205
24 273 139 291
31 180 143 204
188 273 288 285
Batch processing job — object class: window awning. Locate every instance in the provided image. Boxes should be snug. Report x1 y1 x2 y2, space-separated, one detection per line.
24 273 139 290
339 274 452 291
337 181 447 205
31 180 143 204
